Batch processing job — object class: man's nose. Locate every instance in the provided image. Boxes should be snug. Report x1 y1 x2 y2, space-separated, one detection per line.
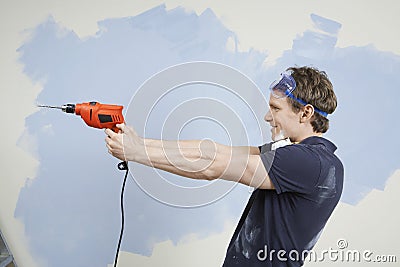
264 110 273 122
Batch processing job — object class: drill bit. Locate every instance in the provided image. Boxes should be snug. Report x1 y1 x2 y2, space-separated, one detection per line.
37 103 76 113
37 105 63 110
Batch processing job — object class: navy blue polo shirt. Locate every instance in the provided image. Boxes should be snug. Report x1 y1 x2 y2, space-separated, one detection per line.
222 136 344 267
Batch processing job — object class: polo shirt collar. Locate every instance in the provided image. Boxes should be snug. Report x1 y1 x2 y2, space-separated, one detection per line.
300 136 337 153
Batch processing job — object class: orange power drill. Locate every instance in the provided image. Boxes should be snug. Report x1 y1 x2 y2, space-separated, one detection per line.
38 101 128 267
38 101 125 132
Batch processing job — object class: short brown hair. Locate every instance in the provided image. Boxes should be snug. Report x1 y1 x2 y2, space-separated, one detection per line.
287 66 337 133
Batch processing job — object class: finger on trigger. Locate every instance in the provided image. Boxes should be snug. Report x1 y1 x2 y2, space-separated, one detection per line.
105 128 116 138
116 123 126 132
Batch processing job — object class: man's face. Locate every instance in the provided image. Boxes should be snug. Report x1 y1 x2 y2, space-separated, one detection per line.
264 93 301 141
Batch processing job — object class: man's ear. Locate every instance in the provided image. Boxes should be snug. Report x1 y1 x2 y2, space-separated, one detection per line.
300 104 315 122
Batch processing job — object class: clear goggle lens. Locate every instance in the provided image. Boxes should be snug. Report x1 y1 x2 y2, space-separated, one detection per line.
268 71 328 117
269 72 297 99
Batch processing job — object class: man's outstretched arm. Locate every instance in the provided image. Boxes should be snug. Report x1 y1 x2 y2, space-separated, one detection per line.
105 124 274 189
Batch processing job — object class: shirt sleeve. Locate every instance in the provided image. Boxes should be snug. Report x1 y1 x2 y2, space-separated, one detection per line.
258 143 272 154
259 144 321 194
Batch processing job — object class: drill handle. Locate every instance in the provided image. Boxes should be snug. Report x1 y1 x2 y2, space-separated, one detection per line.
111 126 121 133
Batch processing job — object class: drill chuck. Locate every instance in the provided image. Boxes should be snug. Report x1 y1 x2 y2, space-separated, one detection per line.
61 104 76 113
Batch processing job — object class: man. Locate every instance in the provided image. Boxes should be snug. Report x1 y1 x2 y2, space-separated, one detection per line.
105 66 344 266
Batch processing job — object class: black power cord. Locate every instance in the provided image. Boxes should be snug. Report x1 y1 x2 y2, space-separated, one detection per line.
114 161 129 267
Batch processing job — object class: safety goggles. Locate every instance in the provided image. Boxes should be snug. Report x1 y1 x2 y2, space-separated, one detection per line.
269 72 328 117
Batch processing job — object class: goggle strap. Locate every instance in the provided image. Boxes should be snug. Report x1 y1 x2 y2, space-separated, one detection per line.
286 91 328 117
